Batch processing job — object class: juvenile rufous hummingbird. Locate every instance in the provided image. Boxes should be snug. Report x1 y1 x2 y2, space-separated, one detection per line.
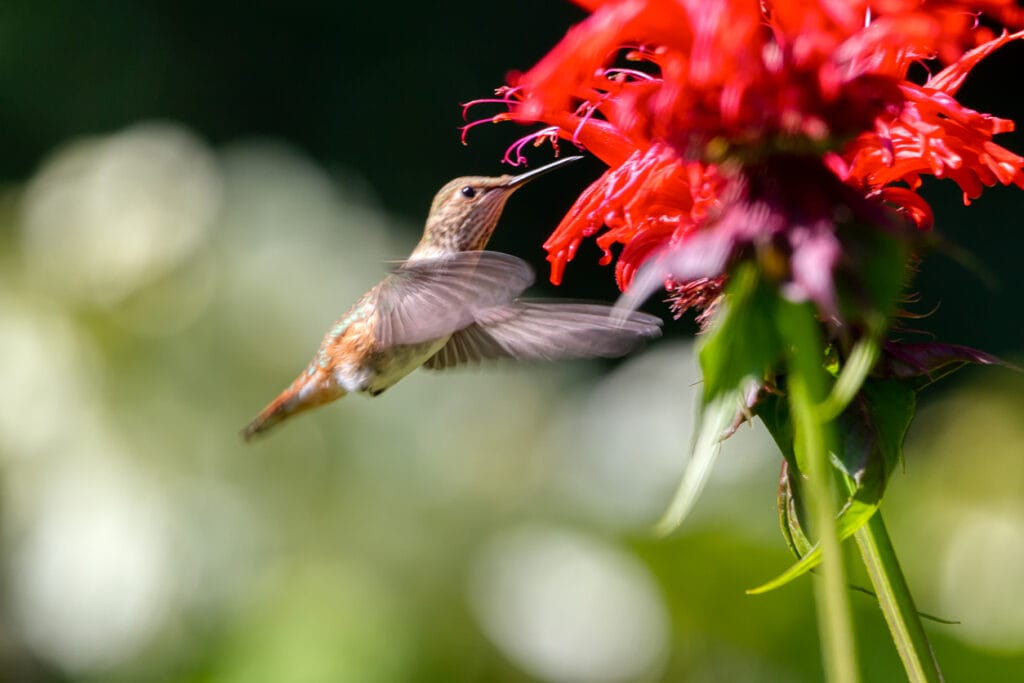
243 156 661 440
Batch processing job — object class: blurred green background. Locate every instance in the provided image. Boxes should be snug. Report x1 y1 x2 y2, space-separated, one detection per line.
1 2 1023 682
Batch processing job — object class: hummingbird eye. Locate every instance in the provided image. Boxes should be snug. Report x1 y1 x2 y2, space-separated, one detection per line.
460 186 477 199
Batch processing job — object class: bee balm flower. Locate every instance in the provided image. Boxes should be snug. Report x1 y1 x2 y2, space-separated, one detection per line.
465 0 1024 320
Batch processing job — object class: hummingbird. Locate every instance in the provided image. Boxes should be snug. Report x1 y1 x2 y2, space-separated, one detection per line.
242 156 662 440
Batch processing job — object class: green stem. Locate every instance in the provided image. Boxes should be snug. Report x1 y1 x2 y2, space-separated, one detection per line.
781 302 859 683
791 374 859 683
853 506 944 682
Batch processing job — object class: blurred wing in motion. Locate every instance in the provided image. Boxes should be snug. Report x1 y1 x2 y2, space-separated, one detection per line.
424 301 662 370
374 251 535 347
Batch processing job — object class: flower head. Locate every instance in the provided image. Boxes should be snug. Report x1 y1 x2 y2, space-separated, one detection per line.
465 0 1024 318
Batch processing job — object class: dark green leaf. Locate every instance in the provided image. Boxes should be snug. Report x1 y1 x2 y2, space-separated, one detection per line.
750 378 917 594
849 379 916 493
698 264 780 402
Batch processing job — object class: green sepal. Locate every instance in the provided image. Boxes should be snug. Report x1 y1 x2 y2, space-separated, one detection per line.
777 459 813 559
760 392 811 559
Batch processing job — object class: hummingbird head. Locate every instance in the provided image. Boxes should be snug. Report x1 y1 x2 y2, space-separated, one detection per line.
415 155 582 256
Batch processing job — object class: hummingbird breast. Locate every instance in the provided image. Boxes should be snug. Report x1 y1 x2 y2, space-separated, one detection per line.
358 337 449 394
320 306 447 395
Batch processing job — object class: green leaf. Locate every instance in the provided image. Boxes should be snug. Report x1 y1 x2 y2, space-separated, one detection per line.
748 497 878 595
656 264 783 534
834 380 914 488
749 378 916 594
654 387 745 535
698 263 779 402
757 391 794 459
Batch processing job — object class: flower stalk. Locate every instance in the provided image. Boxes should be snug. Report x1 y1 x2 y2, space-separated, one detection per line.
851 492 944 682
782 301 860 683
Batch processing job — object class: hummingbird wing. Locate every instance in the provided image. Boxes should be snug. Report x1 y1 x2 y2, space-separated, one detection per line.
423 301 662 370
373 251 535 347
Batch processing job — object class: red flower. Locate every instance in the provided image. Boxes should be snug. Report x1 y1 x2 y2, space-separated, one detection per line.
543 144 723 288
464 0 1024 311
835 29 1024 229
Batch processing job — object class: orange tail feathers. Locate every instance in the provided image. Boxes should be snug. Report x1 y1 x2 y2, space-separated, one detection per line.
241 377 346 442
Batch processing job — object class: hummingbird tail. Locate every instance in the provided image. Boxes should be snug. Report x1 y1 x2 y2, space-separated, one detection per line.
241 378 346 442
241 391 296 441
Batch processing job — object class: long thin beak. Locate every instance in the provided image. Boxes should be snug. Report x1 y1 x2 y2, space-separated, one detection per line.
503 155 584 188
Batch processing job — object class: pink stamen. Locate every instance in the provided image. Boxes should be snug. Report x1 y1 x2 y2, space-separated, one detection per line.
461 98 513 120
502 126 562 166
572 96 609 146
459 117 502 145
460 87 522 119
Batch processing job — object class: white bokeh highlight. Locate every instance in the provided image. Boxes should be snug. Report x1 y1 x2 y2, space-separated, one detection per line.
550 341 776 532
20 122 222 306
468 526 669 683
0 294 101 459
938 508 1024 652
9 453 174 672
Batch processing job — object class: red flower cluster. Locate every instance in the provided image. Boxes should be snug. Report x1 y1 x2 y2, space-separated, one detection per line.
465 0 1024 303
836 29 1024 229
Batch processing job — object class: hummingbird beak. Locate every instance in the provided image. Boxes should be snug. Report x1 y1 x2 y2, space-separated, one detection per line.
503 155 584 188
